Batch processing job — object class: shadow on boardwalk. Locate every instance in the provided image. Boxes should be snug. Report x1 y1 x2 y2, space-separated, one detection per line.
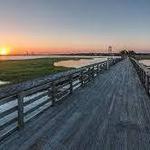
1 59 150 150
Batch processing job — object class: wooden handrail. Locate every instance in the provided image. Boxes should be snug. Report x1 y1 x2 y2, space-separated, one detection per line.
0 58 122 141
130 57 150 95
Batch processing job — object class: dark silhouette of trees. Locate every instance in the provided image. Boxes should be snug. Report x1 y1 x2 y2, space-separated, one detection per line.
119 50 136 58
128 50 136 56
120 49 128 55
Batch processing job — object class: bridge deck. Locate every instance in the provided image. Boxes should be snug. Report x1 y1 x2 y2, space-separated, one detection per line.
1 59 150 150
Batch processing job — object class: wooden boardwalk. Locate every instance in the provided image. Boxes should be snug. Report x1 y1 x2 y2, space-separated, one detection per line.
1 58 150 150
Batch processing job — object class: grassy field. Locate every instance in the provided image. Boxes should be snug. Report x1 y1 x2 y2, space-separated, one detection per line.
134 54 150 60
0 57 77 85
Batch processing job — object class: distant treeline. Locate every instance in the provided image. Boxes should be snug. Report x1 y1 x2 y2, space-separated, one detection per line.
59 53 150 59
6 53 120 56
4 52 150 59
58 53 121 56
134 53 150 60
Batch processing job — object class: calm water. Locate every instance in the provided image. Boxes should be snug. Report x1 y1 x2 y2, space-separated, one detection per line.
0 81 10 85
0 55 108 61
139 60 150 66
54 57 108 68
0 55 50 61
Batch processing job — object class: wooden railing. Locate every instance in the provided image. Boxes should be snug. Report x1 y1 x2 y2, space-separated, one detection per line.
130 58 150 95
0 58 122 141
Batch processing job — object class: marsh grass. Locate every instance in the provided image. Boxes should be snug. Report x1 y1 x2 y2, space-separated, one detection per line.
0 57 78 84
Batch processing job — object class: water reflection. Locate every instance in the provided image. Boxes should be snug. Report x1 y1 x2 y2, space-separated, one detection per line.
139 60 150 66
54 58 108 68
0 81 10 85
0 56 50 61
0 55 109 61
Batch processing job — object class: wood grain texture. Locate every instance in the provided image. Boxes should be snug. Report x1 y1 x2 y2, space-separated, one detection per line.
1 59 150 150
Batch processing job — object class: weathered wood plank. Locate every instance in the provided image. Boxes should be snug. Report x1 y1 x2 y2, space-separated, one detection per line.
17 93 24 128
0 118 18 131
24 99 50 116
0 106 18 119
23 92 48 106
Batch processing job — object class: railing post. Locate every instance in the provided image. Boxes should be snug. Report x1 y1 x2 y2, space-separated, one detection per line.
18 92 24 129
107 58 109 70
80 70 84 86
96 64 99 75
51 81 56 106
87 68 90 81
144 72 146 85
88 67 92 81
113 59 115 65
69 74 73 94
131 58 150 96
148 76 150 95
92 66 95 78
101 63 104 71
146 75 150 94
142 71 144 84
142 70 144 83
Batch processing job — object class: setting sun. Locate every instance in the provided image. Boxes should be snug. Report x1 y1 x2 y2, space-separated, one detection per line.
0 48 9 55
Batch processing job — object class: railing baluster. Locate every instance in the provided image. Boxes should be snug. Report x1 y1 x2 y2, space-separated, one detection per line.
148 76 150 95
69 75 73 94
96 64 99 75
80 70 84 86
88 67 91 81
18 92 24 129
92 66 95 78
51 81 56 106
145 75 149 94
130 57 150 96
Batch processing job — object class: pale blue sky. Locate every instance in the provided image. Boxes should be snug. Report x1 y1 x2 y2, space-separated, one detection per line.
0 0 150 53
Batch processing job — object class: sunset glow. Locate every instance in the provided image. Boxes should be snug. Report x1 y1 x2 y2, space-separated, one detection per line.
0 0 150 54
0 48 10 56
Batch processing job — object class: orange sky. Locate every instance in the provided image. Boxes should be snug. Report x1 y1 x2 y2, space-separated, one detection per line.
1 36 150 55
